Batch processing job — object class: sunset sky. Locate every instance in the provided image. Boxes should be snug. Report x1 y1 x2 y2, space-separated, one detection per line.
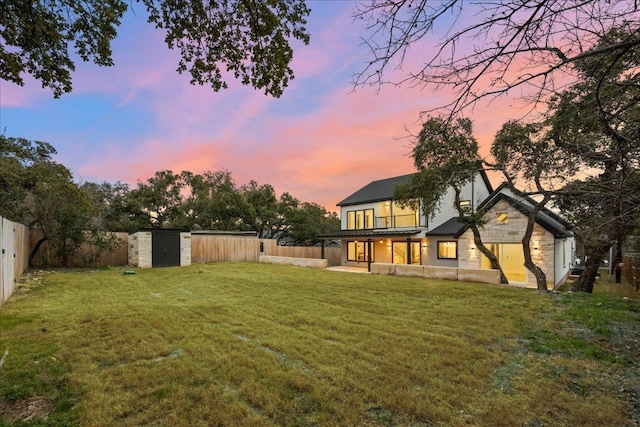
1 2 520 212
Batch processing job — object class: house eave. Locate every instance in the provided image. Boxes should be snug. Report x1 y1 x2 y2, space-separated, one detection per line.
318 229 422 239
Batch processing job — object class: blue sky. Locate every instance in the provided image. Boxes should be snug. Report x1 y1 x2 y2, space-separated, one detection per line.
0 1 515 211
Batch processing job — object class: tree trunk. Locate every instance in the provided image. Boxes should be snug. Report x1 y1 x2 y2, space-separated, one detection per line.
524 250 547 291
61 239 69 268
570 244 609 293
453 187 508 284
471 226 509 284
522 194 550 292
29 236 47 266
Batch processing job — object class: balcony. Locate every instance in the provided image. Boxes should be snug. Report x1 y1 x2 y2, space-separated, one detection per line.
375 214 421 229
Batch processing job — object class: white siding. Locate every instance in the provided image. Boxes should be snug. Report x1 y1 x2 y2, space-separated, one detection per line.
554 236 574 287
429 174 492 230
340 201 383 229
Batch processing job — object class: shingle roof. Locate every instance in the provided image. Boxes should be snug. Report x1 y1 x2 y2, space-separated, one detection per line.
336 170 494 207
337 174 415 206
425 217 468 238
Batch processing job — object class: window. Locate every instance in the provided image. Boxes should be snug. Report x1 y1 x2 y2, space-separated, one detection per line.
496 212 508 224
393 241 421 264
437 241 457 259
365 210 374 229
346 209 374 230
347 241 374 262
392 203 419 227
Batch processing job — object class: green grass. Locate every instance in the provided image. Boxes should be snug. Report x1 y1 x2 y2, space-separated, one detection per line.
1 263 639 426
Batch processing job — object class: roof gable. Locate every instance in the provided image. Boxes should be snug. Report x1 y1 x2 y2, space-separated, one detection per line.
479 190 573 238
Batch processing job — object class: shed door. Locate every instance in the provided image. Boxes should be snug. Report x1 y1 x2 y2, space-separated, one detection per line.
152 232 181 267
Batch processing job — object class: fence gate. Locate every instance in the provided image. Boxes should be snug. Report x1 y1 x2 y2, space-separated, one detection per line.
151 230 181 268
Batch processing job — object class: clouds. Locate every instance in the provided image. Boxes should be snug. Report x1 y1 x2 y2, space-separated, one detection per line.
0 2 518 213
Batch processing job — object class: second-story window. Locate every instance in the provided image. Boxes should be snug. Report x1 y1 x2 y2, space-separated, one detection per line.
347 209 374 230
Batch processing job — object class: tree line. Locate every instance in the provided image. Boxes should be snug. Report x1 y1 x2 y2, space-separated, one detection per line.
0 137 339 266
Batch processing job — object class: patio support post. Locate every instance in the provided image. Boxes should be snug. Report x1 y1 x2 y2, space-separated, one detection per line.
321 239 325 260
406 237 412 265
367 239 372 272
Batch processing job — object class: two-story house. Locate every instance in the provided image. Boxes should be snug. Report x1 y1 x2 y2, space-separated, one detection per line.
320 171 493 270
320 172 575 289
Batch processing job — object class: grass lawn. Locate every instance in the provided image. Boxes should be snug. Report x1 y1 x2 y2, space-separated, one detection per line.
1 263 639 426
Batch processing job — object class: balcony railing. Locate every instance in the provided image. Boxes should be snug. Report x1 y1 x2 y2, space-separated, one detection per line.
375 214 421 229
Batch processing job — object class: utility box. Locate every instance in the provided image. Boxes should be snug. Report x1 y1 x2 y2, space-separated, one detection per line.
128 229 191 268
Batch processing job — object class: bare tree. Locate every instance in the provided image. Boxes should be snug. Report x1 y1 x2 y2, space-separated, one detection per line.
354 0 640 117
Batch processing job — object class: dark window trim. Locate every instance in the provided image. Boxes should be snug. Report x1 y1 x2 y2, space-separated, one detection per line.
437 240 458 260
346 208 375 230
346 240 375 262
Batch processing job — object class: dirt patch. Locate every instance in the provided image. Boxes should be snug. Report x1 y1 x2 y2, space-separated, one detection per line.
0 396 53 423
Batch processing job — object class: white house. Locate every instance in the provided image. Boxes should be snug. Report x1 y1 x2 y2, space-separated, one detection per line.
320 173 575 289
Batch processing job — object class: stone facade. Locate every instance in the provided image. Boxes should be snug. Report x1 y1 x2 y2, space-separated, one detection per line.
458 199 557 288
128 231 152 268
259 255 328 268
180 232 192 267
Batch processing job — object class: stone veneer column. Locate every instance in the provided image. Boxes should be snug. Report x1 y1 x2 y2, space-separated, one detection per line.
128 231 152 268
180 232 192 266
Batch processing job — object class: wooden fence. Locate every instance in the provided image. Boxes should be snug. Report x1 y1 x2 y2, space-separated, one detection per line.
29 229 129 268
191 232 341 266
22 229 340 269
1 216 29 306
622 254 640 292
191 233 260 263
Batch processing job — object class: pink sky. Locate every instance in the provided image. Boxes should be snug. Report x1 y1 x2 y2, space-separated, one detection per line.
0 3 523 212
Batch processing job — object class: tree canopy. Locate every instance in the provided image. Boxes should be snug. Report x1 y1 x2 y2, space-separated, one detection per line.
354 0 640 117
1 0 310 97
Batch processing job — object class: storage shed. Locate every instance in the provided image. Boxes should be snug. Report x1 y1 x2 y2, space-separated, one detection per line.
128 229 191 268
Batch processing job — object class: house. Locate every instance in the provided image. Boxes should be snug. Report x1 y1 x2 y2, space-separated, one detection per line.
319 173 575 289
319 171 492 269
458 185 575 288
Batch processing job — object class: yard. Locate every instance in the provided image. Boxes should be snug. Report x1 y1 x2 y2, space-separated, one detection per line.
1 263 639 426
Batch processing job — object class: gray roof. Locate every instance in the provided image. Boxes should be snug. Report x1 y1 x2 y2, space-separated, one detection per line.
425 217 468 238
337 170 493 207
337 174 415 206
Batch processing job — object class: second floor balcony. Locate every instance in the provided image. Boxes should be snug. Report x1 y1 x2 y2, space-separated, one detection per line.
375 214 423 229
